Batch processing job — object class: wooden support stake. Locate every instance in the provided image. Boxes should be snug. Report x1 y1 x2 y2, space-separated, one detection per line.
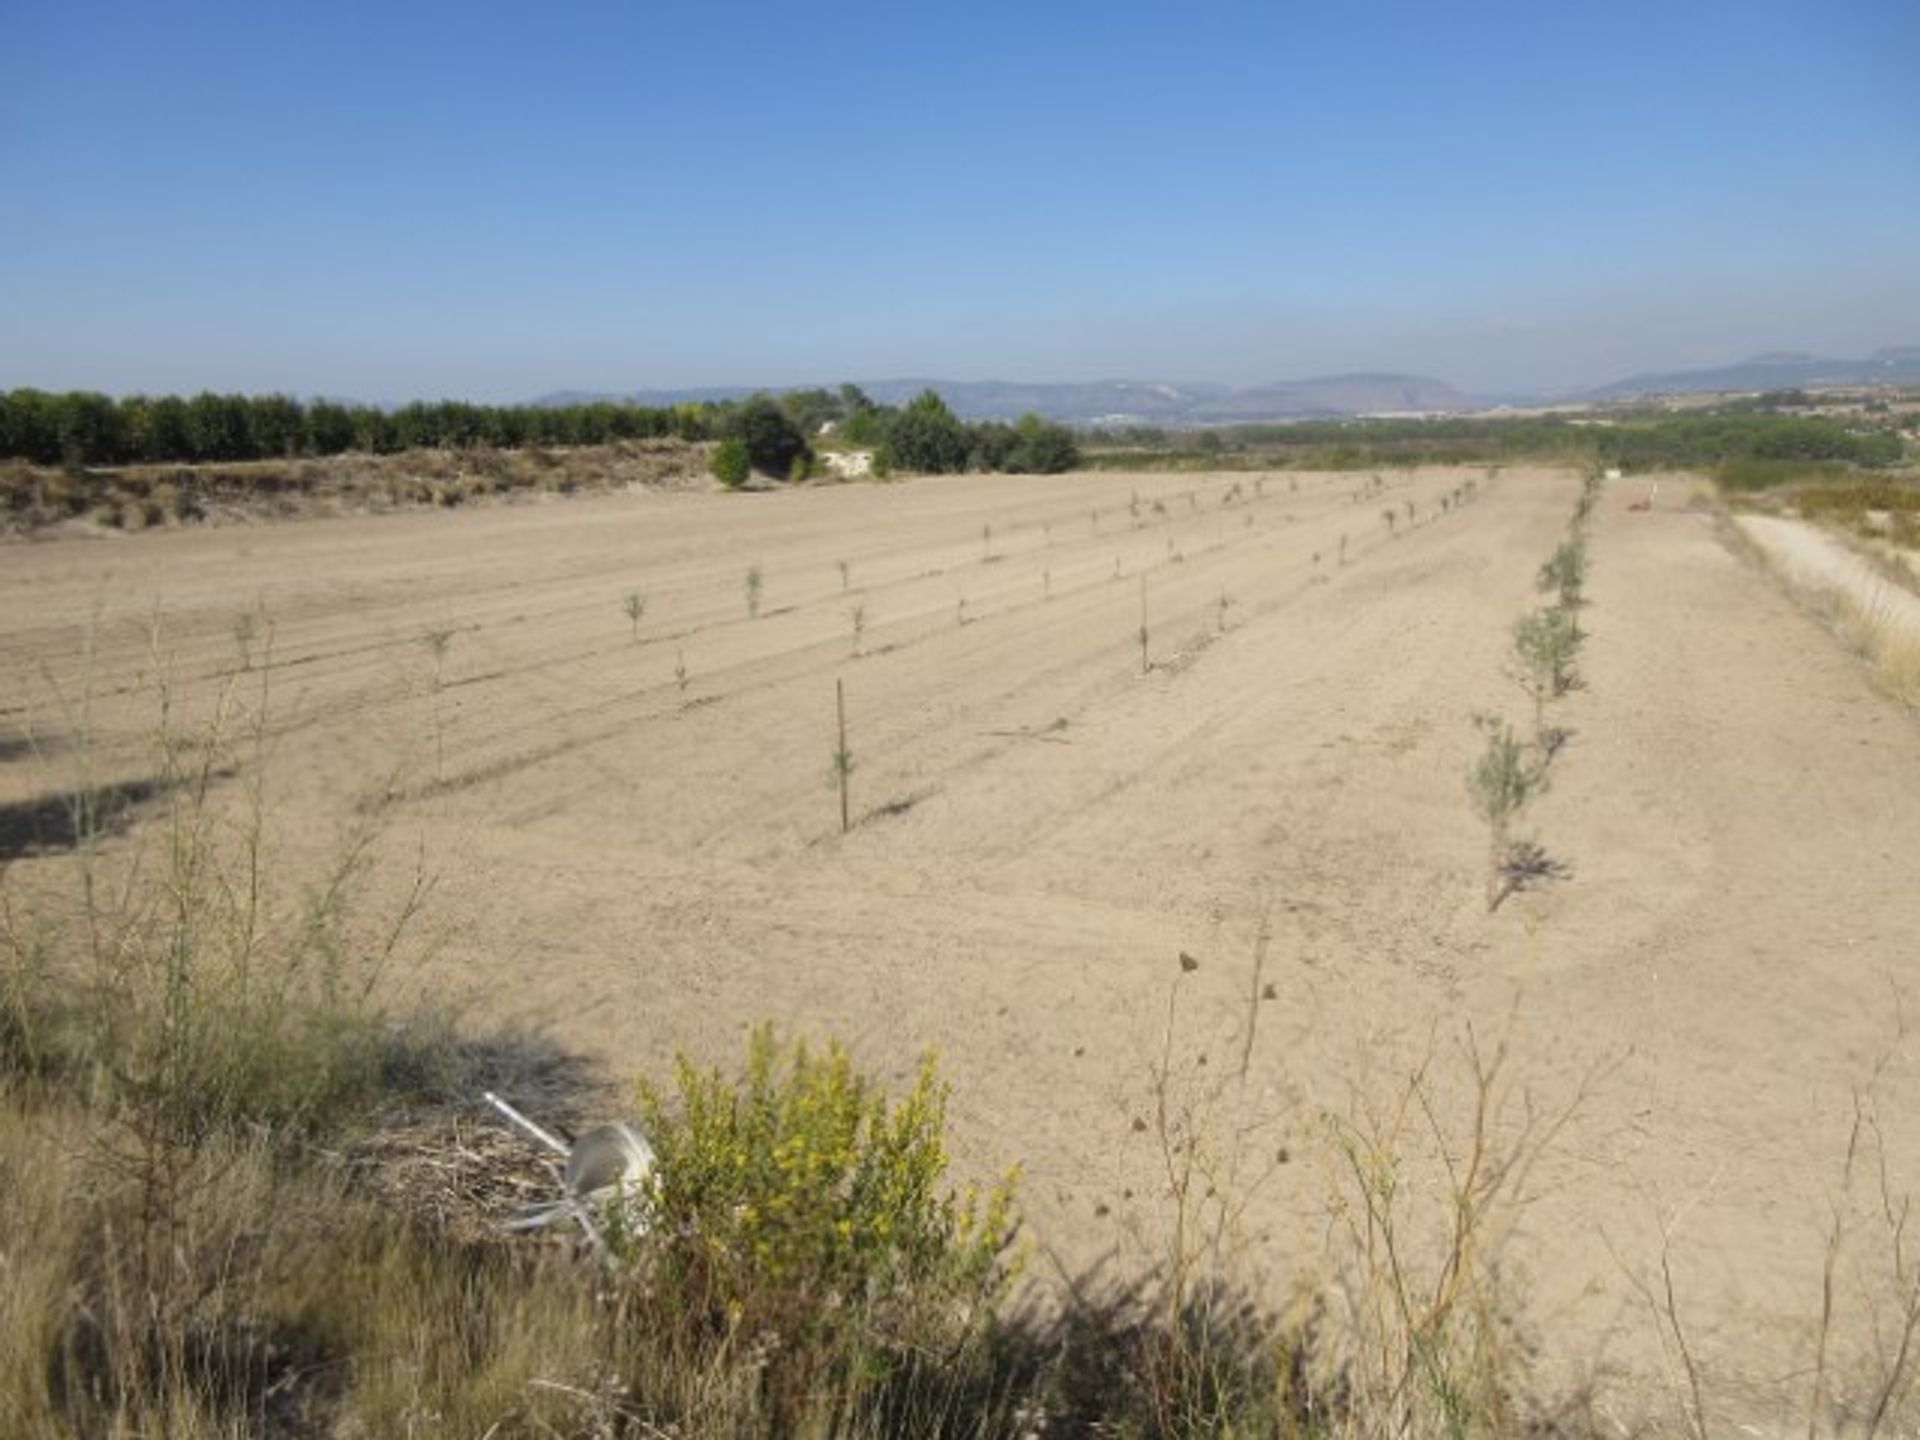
836 677 850 834
1138 574 1150 674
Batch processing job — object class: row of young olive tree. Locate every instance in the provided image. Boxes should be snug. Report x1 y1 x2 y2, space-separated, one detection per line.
1469 468 1601 910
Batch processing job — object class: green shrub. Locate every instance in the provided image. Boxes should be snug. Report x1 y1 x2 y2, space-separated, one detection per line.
711 436 750 488
1009 412 1079 473
729 395 810 478
633 1025 1017 1350
1512 605 1582 728
883 390 969 474
1467 713 1549 912
1537 538 1587 608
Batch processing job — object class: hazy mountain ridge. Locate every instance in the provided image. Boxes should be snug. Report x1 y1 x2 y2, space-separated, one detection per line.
1586 346 1920 400
533 374 1471 425
529 348 1919 425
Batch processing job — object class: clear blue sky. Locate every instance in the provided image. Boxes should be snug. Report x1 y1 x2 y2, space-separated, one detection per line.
3 0 1916 399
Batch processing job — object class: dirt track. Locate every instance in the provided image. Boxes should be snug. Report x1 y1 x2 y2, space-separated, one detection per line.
4 466 1918 1417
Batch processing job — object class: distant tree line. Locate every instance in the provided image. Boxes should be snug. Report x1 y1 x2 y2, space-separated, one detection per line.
714 386 1079 484
1584 412 1903 469
859 390 1079 475
0 384 1082 478
1084 411 1904 473
0 389 721 467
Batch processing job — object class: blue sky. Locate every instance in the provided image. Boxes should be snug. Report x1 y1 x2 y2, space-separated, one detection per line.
3 0 1916 399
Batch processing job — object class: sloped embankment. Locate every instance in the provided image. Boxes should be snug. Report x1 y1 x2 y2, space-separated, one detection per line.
1735 511 1920 701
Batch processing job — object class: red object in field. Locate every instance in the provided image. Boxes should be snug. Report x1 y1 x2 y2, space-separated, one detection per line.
1626 481 1658 512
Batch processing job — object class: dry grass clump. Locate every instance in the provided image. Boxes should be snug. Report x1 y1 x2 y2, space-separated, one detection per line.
1830 590 1920 706
0 1090 721 1438
1 684 454 1146
1082 939 1595 1436
1782 473 1920 532
0 659 489 1435
1720 505 1920 709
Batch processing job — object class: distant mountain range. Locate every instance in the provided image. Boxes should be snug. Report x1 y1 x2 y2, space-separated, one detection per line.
1583 346 1920 400
532 347 1920 426
533 373 1474 426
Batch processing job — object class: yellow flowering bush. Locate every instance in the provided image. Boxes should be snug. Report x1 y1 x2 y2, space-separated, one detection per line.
632 1025 1017 1351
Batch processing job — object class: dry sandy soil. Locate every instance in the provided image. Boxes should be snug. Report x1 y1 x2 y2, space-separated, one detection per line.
4 467 1919 1423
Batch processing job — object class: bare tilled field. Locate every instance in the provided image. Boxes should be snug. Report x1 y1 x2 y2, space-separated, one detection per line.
5 465 1919 1415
